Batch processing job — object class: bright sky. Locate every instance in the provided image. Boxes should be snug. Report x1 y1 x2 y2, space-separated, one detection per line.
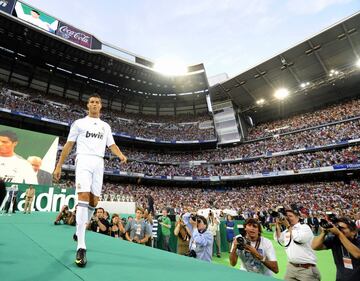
24 0 360 78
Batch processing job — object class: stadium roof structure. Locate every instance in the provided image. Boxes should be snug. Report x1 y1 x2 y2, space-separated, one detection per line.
210 11 360 124
0 7 209 116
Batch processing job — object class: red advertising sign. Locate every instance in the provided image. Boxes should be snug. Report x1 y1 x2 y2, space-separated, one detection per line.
56 22 92 48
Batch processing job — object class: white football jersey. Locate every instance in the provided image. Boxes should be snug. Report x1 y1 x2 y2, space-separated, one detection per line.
0 154 38 184
67 116 115 157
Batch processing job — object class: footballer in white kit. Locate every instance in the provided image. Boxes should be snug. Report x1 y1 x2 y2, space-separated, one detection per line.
0 130 38 185
68 116 114 196
53 94 127 267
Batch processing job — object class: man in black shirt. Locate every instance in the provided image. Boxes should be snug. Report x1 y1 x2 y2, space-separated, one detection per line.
312 217 360 281
88 207 110 235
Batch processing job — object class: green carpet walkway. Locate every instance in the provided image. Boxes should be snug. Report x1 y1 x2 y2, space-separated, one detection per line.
0 212 277 281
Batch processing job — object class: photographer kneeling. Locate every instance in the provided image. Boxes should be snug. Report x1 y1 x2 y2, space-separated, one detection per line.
188 214 213 262
312 216 360 281
54 205 76 226
230 218 278 276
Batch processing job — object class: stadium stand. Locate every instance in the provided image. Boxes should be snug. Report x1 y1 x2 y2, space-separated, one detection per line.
1 2 360 281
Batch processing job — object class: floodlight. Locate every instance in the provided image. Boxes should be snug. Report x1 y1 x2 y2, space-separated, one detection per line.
301 82 310 88
274 88 289 100
256 98 265 105
356 59 360 68
154 57 187 76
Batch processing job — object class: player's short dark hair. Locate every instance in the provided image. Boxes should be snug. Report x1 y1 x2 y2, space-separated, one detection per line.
31 10 40 15
87 93 102 103
0 130 18 142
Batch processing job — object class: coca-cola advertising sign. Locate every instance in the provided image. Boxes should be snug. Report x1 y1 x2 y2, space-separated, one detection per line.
56 22 92 48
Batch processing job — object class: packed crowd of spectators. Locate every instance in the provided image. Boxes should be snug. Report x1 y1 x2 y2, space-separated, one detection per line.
248 98 360 140
56 116 360 165
0 84 215 141
96 181 360 220
99 145 360 177
58 143 360 176
117 119 360 163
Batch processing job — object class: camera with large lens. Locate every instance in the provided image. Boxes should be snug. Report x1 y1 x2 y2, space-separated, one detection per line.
320 212 338 229
270 206 286 219
235 234 250 250
190 214 198 221
157 216 163 223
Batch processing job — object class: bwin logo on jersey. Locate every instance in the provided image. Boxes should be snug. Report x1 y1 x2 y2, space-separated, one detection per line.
85 131 104 139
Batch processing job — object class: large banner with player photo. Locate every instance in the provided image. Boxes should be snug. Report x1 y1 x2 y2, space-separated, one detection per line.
13 1 59 34
0 125 59 185
0 0 17 14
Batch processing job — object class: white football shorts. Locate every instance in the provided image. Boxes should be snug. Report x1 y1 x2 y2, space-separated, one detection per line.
75 154 104 197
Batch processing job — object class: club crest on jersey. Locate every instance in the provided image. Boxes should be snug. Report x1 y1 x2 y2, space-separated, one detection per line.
77 183 81 190
85 131 104 139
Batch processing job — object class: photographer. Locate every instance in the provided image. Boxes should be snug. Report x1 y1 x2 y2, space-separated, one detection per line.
229 218 278 276
208 211 221 258
88 207 110 235
174 213 191 255
125 207 151 245
54 205 75 225
109 214 125 238
275 209 321 281
312 217 360 281
188 215 213 262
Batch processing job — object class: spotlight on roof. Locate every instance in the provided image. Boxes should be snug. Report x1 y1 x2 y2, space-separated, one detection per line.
256 98 265 105
274 88 289 100
300 82 310 88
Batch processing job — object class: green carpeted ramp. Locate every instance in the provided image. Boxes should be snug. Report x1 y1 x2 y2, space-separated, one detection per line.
0 213 277 281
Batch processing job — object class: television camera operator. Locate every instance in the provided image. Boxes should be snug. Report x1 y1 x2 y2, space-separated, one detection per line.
312 215 360 281
275 206 321 281
229 218 278 276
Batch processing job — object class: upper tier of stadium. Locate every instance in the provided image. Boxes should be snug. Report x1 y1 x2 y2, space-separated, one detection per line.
1 3 360 130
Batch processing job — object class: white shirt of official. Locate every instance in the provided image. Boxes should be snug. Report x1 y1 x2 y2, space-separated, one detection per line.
237 236 277 276
0 155 38 184
276 222 317 264
67 116 115 158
